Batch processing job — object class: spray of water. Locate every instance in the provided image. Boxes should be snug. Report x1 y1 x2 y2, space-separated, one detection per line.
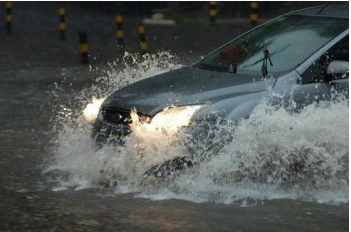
45 52 349 205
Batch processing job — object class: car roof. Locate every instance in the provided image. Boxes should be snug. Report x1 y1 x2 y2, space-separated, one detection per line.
289 3 349 19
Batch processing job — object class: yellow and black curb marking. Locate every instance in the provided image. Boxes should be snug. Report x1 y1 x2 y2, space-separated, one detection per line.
58 8 66 40
115 14 124 47
78 31 89 65
5 1 12 34
249 1 259 26
209 1 218 23
138 25 147 54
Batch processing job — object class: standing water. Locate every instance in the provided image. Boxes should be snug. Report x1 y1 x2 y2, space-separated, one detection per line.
0 52 348 231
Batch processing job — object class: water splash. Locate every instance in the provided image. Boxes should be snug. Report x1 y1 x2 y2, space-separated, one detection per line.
168 98 349 204
45 52 349 205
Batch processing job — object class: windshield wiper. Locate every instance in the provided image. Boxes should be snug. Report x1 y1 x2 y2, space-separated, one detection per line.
316 2 333 15
261 47 273 77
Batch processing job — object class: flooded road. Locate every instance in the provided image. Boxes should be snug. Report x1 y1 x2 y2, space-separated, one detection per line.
0 62 348 231
1 2 348 231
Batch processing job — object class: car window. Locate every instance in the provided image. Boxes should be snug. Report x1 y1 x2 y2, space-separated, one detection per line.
326 36 349 62
197 15 348 75
302 35 349 84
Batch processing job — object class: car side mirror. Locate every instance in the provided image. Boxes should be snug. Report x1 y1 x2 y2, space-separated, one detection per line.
327 60 349 76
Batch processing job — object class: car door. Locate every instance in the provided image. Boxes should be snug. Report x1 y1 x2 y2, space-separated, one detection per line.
292 35 349 108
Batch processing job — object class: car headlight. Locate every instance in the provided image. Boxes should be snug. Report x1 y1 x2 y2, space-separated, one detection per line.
131 105 203 133
82 97 106 123
151 105 202 129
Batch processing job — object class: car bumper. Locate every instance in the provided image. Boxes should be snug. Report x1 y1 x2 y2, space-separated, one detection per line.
92 120 132 146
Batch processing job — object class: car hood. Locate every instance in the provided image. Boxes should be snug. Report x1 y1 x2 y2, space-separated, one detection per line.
102 67 276 115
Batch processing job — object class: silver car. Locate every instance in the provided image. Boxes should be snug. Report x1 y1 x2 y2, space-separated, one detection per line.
93 4 349 175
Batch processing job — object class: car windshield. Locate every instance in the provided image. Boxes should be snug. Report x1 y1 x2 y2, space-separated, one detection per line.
196 14 348 75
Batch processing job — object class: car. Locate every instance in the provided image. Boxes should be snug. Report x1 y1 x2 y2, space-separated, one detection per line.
91 3 349 177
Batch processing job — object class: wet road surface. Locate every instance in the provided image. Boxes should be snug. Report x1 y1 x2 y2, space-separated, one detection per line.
0 76 348 232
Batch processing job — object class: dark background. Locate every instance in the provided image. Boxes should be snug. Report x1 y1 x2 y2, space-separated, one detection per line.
0 1 326 71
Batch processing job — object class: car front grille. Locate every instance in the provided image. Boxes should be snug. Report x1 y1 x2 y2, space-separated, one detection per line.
102 107 133 125
94 107 149 140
